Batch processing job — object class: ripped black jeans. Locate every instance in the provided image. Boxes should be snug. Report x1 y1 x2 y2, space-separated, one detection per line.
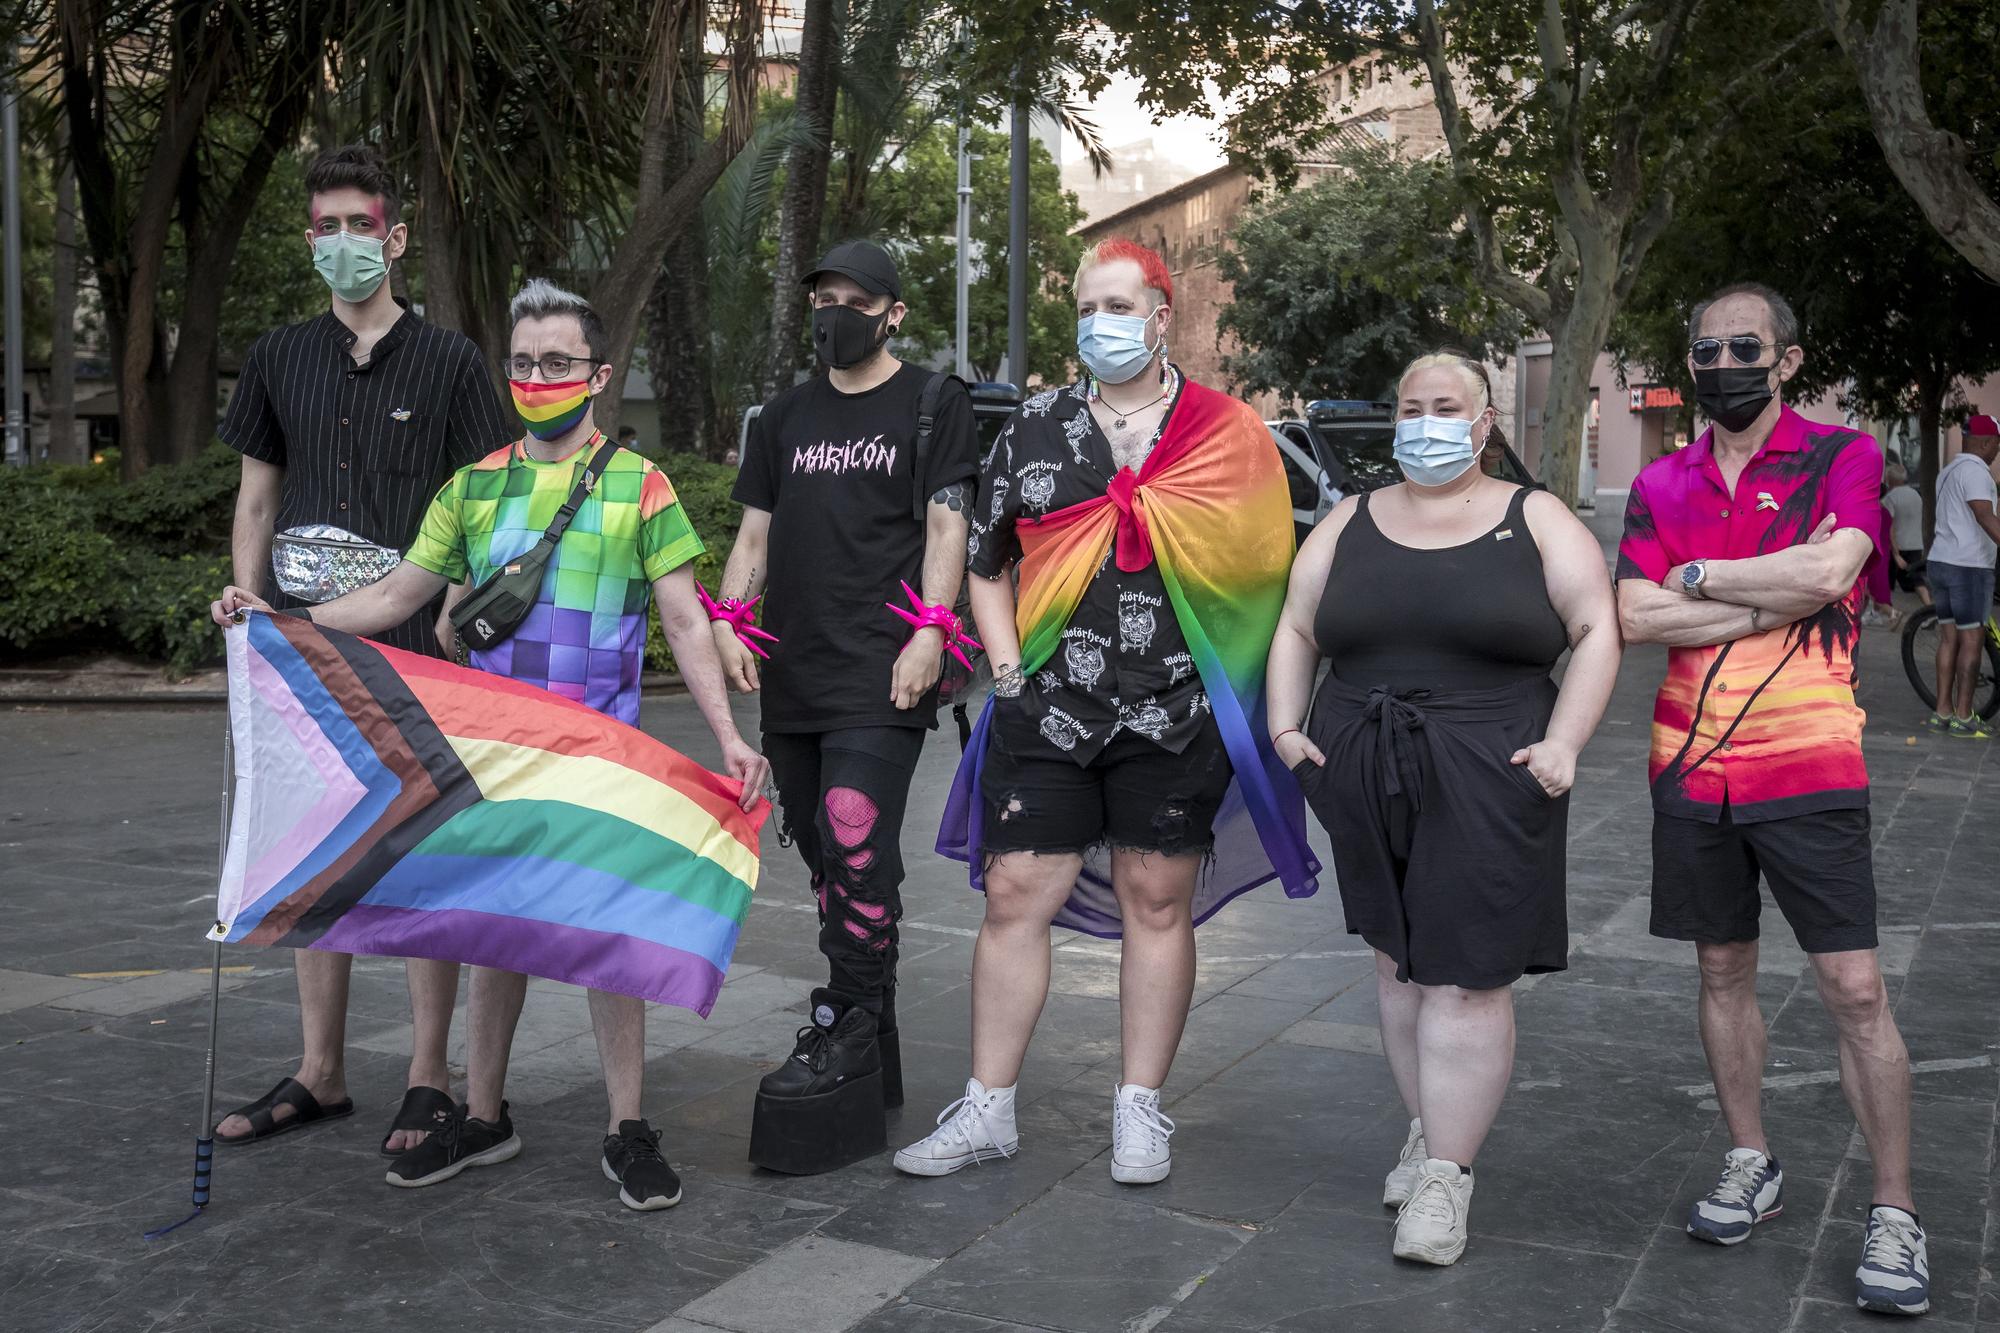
979 703 1233 858
763 727 926 1015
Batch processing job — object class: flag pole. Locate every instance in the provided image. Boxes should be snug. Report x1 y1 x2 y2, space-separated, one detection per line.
146 684 233 1238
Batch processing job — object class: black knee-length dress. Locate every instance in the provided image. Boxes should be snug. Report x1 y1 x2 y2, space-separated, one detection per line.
1297 487 1571 989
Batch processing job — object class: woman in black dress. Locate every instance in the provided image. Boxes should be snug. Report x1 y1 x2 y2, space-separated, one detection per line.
1266 352 1621 1266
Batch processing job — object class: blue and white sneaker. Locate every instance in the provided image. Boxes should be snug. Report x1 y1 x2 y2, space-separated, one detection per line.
1855 1205 1929 1315
1686 1147 1784 1245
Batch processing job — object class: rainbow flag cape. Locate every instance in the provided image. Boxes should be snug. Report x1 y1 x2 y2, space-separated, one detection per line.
212 611 767 1016
937 379 1320 935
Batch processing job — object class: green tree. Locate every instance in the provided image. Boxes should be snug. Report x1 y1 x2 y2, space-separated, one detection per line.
43 0 337 475
1822 0 2000 284
1613 65 2000 536
866 118 1083 384
1307 0 1820 503
1216 145 1523 403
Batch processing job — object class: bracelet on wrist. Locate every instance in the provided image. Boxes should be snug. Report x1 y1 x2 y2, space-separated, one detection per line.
887 581 981 670
695 580 778 659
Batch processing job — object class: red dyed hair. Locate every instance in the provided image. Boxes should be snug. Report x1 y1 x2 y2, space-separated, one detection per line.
1074 238 1172 306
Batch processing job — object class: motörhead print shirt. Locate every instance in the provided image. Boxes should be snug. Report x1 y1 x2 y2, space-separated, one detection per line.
734 362 978 733
969 376 1209 765
1616 406 1885 822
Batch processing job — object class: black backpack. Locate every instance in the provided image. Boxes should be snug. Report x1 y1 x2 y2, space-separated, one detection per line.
912 372 985 747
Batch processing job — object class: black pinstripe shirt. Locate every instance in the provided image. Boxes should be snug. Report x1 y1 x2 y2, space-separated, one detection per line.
219 303 512 657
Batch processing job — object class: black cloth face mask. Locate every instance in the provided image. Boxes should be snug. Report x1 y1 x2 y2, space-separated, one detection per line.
813 305 892 370
1693 365 1776 433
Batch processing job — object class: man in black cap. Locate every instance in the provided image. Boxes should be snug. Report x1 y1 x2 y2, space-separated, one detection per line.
711 241 979 1172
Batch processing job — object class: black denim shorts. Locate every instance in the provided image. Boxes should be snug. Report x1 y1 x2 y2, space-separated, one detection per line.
978 702 1232 859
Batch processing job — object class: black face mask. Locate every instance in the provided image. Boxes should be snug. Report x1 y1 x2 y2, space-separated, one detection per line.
1693 365 1776 433
812 304 892 370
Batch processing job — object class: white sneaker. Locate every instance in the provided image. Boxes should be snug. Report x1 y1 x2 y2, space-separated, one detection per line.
1110 1084 1175 1184
1383 1117 1426 1207
892 1078 1018 1177
1393 1158 1474 1266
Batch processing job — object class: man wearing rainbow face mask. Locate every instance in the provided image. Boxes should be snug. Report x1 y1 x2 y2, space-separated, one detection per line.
213 279 769 1211
711 240 980 1174
214 143 512 1158
911 239 1319 1185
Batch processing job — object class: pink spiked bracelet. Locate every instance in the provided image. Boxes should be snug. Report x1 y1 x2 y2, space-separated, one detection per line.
886 581 981 671
696 581 778 660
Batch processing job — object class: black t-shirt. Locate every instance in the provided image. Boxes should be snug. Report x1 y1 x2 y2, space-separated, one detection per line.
733 363 979 733
219 304 511 659
967 375 1208 764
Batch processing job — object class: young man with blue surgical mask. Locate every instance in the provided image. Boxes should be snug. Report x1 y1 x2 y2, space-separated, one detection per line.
901 239 1317 1186
214 142 512 1159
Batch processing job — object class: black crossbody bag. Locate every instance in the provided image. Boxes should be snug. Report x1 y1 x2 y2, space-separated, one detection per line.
449 438 620 653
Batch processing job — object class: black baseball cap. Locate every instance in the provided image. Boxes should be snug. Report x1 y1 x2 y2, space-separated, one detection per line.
803 240 901 302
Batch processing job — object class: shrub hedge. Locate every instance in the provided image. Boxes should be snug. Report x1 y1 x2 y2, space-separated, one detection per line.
0 444 744 680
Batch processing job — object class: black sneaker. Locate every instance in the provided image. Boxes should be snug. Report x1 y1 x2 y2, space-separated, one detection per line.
385 1102 521 1188
602 1119 682 1211
759 989 881 1099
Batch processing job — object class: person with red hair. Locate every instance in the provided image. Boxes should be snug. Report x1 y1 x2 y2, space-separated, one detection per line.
898 238 1318 1186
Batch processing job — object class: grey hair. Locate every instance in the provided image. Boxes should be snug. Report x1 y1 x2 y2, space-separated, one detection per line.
1687 282 1800 350
509 277 609 364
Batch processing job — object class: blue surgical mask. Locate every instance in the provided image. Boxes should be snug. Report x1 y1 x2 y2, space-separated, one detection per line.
1077 309 1161 385
1392 414 1481 487
312 232 389 304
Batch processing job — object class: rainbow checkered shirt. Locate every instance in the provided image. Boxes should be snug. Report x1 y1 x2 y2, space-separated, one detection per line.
405 434 704 723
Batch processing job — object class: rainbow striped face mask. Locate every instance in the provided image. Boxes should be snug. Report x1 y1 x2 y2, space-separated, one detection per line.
509 378 594 441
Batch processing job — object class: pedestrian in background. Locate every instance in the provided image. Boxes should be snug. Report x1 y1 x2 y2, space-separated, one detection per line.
1882 461 1929 608
1924 415 2000 738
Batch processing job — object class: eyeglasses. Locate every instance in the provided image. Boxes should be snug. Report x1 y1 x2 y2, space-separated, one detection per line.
502 353 603 381
1689 337 1783 368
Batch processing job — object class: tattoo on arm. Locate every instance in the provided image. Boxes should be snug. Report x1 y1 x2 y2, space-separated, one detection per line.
1569 621 1592 649
931 481 972 515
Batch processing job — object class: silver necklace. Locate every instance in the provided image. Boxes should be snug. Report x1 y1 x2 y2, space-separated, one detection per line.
1095 366 1175 429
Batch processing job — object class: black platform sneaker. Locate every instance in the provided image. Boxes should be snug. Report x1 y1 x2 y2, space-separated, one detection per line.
747 988 886 1174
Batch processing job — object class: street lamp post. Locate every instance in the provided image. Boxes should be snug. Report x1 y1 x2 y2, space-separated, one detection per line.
2 64 24 467
1007 92 1028 393
956 120 972 382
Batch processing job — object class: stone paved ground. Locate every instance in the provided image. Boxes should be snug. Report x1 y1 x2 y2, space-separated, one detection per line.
3 589 1996 1332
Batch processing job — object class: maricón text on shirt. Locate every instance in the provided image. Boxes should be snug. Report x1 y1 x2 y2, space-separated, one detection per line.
791 436 899 476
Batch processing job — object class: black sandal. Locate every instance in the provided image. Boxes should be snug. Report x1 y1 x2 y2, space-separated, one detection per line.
214 1076 354 1146
379 1085 457 1157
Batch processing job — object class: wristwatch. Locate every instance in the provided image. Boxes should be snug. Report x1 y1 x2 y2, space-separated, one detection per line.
1680 559 1709 599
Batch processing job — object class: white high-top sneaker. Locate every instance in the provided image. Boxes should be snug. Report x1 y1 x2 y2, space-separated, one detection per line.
1383 1117 1426 1207
1110 1084 1175 1184
1393 1158 1475 1266
892 1078 1018 1177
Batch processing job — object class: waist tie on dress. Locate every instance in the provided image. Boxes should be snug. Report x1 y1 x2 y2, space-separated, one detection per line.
1363 686 1432 810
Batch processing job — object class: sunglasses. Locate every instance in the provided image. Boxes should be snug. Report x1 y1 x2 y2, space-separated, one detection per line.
1689 336 1783 368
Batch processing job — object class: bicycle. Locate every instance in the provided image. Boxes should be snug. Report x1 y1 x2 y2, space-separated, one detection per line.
1900 606 2000 721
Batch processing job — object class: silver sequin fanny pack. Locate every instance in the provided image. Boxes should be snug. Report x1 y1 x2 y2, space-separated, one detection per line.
271 524 402 604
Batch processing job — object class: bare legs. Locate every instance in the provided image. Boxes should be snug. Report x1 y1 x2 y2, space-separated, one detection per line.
1694 941 1913 1211
1811 950 1914 1211
1936 623 1983 719
1372 952 1515 1165
465 967 529 1124
462 971 645 1134
1696 941 1771 1155
217 949 457 1142
1111 851 1199 1088
969 848 1201 1092
591 989 647 1132
387 958 461 1151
